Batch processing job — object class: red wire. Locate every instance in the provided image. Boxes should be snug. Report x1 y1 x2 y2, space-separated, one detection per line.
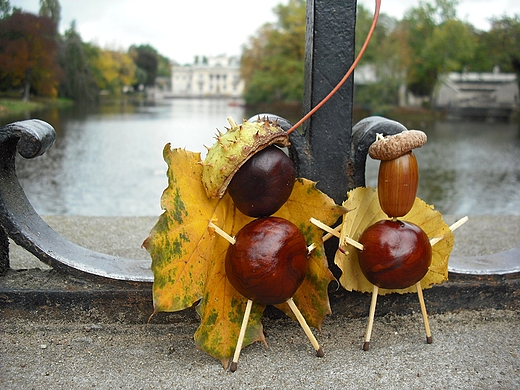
286 0 382 135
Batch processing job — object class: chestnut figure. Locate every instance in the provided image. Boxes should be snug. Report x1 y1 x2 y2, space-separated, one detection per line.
358 219 432 290
228 145 296 217
225 216 308 305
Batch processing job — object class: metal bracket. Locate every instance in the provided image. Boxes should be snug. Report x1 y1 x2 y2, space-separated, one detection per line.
0 120 153 282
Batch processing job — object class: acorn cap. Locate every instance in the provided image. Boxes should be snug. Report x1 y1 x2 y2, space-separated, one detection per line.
201 118 290 198
368 130 427 160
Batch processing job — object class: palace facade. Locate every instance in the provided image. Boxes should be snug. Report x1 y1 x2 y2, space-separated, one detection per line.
171 55 245 98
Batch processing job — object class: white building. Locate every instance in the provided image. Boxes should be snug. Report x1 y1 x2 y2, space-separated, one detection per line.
171 55 245 98
434 69 518 119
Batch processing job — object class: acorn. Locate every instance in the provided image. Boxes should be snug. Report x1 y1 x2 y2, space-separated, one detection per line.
369 130 427 218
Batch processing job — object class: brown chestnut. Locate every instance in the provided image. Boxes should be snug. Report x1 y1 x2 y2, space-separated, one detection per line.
358 219 432 289
227 145 296 217
225 217 308 305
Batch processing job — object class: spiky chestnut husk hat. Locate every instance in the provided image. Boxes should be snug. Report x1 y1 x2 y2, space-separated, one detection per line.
201 117 290 198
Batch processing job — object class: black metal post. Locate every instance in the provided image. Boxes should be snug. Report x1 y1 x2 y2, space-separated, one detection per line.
290 0 357 204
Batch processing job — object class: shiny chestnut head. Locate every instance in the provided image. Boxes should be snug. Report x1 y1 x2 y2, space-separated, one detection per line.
225 217 308 305
358 219 432 289
228 145 296 217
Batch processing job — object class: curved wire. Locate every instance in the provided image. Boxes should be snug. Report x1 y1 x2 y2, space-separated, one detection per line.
286 0 382 135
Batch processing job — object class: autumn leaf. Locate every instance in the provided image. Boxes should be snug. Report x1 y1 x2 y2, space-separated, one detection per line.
334 187 454 295
143 145 343 367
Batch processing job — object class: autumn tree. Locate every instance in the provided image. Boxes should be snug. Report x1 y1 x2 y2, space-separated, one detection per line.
241 0 306 105
58 21 98 102
0 11 61 100
86 45 137 94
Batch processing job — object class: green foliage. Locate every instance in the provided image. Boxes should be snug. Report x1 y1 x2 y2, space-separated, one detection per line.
241 0 306 105
401 0 479 97
0 0 11 19
58 22 98 102
242 0 516 106
157 53 171 78
129 44 159 86
39 0 60 28
480 15 520 88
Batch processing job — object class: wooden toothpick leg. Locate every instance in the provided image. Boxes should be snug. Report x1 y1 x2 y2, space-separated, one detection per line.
363 285 379 351
416 282 433 344
286 298 324 357
230 299 253 372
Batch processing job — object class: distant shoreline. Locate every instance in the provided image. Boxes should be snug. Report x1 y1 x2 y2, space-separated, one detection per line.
0 96 74 120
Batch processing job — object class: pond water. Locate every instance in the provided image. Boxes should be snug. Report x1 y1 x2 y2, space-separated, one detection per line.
3 98 520 216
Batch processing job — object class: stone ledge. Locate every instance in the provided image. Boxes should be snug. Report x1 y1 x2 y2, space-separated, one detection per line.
2 215 519 321
1 268 519 323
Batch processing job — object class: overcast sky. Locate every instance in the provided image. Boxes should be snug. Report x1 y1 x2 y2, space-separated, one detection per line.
10 0 520 64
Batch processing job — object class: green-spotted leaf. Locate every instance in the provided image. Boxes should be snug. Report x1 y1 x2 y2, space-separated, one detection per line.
143 145 343 368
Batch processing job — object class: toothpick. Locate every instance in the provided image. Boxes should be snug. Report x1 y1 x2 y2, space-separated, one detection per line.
310 217 364 251
363 285 379 351
208 221 236 245
430 216 469 246
307 243 317 254
286 298 324 357
449 216 469 232
416 282 433 344
322 224 342 242
230 299 253 372
310 218 341 238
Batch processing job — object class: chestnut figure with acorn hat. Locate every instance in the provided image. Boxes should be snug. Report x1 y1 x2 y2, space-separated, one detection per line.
359 129 435 350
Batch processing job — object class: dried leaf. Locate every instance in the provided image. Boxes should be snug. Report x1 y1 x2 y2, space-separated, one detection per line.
144 145 343 367
335 187 454 295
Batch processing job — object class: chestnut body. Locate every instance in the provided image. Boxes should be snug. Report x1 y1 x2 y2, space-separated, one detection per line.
225 217 308 305
358 219 432 289
228 145 296 217
377 151 418 218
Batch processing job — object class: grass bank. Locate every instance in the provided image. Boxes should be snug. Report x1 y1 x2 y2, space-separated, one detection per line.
0 96 74 119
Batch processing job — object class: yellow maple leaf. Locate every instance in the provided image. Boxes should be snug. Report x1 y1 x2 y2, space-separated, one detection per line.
143 145 343 368
335 187 454 295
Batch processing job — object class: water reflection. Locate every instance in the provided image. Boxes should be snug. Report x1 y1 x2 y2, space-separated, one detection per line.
5 99 520 216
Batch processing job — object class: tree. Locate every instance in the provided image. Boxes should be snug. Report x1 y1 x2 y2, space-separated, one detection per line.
129 44 159 86
87 46 136 94
157 53 171 78
354 5 404 109
241 0 306 105
39 0 60 28
58 21 98 102
0 0 11 19
482 15 520 90
399 0 478 99
0 11 61 100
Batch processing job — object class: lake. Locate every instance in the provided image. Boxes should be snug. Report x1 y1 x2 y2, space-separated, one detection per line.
2 98 520 216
